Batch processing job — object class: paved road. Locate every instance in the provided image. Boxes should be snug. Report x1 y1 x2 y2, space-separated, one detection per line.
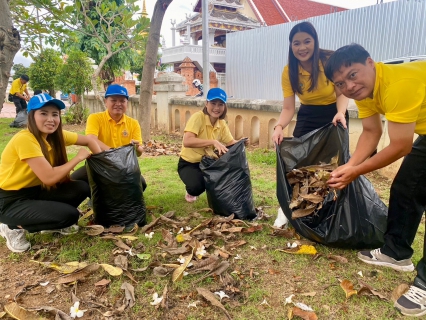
1 103 16 118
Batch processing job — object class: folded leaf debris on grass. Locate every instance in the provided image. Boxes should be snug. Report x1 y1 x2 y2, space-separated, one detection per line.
286 155 339 219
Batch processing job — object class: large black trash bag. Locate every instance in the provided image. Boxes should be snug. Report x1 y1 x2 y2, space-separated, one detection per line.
86 144 146 228
9 110 27 128
276 123 387 249
200 139 257 220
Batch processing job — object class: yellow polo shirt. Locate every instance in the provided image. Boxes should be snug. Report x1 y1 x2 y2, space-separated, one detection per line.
282 62 336 105
86 111 142 148
0 129 78 190
355 61 426 135
180 111 234 163
9 78 27 95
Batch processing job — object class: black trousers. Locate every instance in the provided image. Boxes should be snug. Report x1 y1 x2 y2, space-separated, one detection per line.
12 96 27 114
293 103 349 138
177 157 205 196
71 165 147 192
0 181 90 233
379 136 426 283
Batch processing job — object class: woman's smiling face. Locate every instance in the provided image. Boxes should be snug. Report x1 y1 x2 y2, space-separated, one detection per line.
205 99 226 119
34 105 61 137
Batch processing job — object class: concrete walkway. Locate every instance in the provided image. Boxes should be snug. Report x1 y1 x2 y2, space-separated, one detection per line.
1 103 16 118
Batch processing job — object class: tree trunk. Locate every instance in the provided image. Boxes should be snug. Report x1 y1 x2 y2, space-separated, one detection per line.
0 0 21 111
91 52 114 106
138 0 173 141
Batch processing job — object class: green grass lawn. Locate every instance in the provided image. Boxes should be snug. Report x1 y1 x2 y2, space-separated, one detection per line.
0 118 422 320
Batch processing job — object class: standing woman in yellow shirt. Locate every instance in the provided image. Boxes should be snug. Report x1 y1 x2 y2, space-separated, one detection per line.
178 88 239 203
272 21 349 144
0 94 101 253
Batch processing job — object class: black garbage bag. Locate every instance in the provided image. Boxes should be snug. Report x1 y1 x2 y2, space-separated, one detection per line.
200 139 256 220
276 123 387 249
9 110 27 128
86 144 146 228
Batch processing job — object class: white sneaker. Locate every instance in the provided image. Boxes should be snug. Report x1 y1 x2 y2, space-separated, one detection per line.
41 224 79 236
0 224 30 253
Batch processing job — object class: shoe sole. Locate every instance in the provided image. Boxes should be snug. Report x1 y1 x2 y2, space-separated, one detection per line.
40 230 77 236
0 226 30 253
358 253 415 272
395 303 426 317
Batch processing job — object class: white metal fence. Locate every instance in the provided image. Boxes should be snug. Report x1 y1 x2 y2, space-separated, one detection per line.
226 0 426 100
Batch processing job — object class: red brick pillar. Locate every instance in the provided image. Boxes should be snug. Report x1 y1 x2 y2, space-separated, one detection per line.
179 57 197 96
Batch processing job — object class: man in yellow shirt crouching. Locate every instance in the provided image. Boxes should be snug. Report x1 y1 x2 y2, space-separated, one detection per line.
71 84 147 190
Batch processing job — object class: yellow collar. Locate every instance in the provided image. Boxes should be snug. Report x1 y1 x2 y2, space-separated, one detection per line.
106 110 126 124
204 113 221 129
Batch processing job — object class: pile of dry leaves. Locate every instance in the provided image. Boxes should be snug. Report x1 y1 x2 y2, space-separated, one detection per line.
286 155 338 219
141 140 181 157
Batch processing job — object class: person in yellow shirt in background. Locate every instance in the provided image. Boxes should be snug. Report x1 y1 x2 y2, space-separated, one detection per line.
0 93 101 253
9 75 30 114
178 88 244 203
324 43 426 317
71 84 147 191
272 21 349 144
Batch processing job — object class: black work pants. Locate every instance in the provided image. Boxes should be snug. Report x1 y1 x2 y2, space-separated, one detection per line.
177 157 205 196
71 165 147 192
0 181 90 233
12 96 27 114
379 136 426 283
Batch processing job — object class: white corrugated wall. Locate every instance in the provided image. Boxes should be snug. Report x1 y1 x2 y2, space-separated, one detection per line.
226 0 426 99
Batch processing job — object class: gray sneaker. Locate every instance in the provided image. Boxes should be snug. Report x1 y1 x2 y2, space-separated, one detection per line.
395 284 426 317
41 224 79 236
0 224 31 253
358 248 414 272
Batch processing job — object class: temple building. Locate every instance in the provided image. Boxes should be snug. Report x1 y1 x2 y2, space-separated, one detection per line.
160 0 345 95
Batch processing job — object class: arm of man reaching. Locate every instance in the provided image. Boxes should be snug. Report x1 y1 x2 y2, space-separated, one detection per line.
328 114 415 189
24 88 30 101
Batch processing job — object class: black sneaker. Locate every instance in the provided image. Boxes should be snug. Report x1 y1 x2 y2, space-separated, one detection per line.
358 248 414 272
395 282 426 317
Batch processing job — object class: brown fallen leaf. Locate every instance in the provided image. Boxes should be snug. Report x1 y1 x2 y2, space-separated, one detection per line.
140 216 161 234
292 306 318 320
83 225 104 236
327 255 348 264
227 240 247 249
113 239 131 251
357 280 387 301
114 255 128 270
196 288 232 320
163 246 191 255
57 264 100 284
391 283 410 302
161 229 177 248
105 226 125 233
300 292 317 297
121 282 135 308
4 303 43 320
271 228 296 238
153 267 170 277
292 206 316 219
242 225 263 233
124 270 138 284
95 279 111 287
340 279 357 299
161 284 168 309
268 269 280 275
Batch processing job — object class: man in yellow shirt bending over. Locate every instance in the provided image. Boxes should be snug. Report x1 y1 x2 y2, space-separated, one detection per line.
71 84 147 190
324 43 426 317
9 75 30 113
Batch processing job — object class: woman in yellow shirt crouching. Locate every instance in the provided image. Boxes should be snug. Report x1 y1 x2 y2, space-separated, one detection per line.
178 88 241 203
0 93 101 253
272 21 349 144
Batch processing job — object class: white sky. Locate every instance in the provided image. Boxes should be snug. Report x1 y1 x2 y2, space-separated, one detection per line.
13 0 398 66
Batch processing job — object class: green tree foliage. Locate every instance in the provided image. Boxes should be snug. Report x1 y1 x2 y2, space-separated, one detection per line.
12 63 29 80
28 48 62 96
55 50 92 96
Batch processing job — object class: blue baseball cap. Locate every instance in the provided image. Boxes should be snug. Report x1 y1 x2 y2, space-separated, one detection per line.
206 88 227 103
27 93 65 112
105 84 129 99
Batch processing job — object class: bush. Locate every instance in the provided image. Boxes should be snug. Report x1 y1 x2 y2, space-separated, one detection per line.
63 103 89 124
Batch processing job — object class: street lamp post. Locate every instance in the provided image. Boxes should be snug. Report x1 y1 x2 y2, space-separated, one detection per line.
202 0 210 91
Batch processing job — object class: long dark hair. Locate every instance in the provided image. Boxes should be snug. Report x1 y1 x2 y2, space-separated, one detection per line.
288 21 334 94
27 104 69 185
